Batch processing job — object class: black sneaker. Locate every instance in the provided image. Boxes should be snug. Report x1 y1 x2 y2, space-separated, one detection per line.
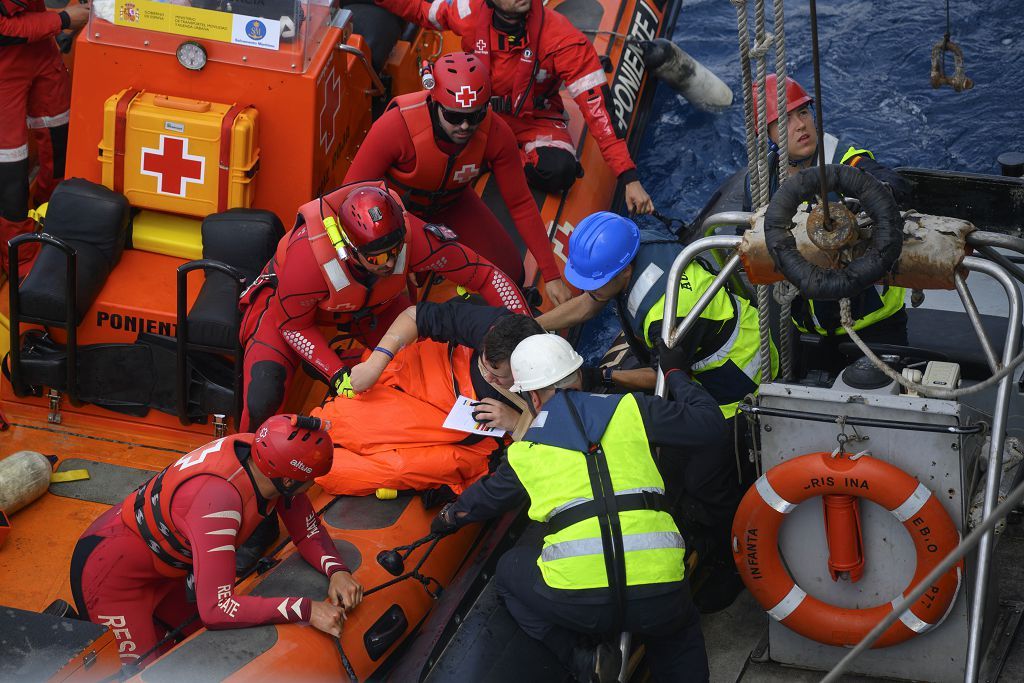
570 641 622 683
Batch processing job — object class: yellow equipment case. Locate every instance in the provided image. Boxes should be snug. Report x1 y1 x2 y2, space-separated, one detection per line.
99 90 260 218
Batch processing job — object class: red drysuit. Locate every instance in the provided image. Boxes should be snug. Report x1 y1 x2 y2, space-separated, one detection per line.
69 435 349 664
376 0 637 180
238 181 529 431
344 90 560 286
0 0 70 273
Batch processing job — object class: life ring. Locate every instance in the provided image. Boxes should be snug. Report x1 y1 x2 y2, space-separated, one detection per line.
763 164 903 300
732 452 962 648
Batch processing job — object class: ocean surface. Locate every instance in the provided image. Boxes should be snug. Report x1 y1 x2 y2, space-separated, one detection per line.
581 0 1024 362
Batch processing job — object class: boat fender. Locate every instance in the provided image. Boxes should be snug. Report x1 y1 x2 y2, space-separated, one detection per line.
763 164 902 300
640 38 733 112
0 451 52 515
733 451 962 648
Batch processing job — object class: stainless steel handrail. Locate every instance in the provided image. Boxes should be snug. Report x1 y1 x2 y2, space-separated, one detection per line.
654 235 743 399
337 43 386 97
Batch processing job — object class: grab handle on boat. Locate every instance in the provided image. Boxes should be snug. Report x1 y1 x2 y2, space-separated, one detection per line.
8 232 81 408
337 42 386 97
175 259 247 428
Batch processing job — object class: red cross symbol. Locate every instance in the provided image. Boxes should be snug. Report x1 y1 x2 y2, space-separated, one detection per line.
140 135 205 197
453 164 480 184
454 85 478 109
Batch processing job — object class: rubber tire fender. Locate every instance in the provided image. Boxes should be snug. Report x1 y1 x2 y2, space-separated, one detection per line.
763 164 903 301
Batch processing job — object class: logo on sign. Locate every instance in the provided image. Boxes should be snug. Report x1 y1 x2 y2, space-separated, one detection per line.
119 3 140 23
245 20 267 41
140 135 205 197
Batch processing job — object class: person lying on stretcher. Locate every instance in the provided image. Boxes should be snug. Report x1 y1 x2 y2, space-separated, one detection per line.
313 302 542 498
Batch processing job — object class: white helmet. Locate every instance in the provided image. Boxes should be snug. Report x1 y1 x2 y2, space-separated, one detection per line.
509 334 584 393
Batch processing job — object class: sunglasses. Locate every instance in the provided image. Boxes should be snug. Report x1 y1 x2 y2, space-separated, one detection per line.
439 105 488 127
358 243 402 266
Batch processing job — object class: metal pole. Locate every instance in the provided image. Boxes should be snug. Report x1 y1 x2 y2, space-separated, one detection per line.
822 474 1024 683
963 257 1021 683
657 235 743 398
659 237 743 349
668 254 743 348
807 0 831 230
953 272 1000 373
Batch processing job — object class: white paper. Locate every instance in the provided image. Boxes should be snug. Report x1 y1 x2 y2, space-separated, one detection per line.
442 395 507 437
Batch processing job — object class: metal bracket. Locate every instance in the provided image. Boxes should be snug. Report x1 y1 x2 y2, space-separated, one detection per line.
213 413 227 439
47 389 62 424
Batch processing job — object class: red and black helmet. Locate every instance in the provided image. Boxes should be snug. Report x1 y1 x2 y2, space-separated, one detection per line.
339 185 406 254
252 414 334 484
752 74 813 130
431 52 491 111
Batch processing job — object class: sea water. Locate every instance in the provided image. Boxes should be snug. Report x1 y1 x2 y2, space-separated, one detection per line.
581 0 1024 362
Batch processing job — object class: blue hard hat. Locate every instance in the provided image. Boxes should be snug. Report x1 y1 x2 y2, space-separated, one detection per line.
564 212 641 291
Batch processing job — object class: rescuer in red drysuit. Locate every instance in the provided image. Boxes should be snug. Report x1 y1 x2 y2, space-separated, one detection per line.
345 51 571 305
238 181 529 432
376 0 654 213
0 0 89 274
69 415 361 666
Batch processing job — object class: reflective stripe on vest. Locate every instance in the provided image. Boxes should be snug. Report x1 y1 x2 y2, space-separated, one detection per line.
796 285 906 336
507 393 685 591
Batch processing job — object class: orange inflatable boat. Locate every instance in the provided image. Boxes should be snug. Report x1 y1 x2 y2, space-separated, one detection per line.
0 0 683 677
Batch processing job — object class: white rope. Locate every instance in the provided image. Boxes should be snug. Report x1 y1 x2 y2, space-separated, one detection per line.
839 298 1024 399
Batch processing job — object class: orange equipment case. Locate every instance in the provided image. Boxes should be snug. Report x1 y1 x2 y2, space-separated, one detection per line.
99 90 259 218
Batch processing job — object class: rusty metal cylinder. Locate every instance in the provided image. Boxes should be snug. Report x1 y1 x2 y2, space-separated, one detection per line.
0 451 51 514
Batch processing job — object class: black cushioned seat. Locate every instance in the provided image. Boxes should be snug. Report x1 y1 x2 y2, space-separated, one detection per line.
19 179 129 324
185 209 284 350
345 0 403 72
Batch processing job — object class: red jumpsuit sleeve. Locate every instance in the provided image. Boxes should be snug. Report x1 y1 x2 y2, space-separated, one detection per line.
173 477 312 629
487 119 561 283
554 32 637 178
0 9 63 43
408 217 530 315
271 231 346 381
343 106 415 184
375 0 475 34
276 494 350 577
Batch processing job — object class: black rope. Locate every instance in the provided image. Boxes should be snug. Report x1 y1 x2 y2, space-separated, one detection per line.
808 0 832 230
336 638 358 682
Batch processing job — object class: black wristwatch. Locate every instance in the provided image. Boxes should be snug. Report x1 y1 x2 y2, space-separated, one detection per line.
601 367 614 389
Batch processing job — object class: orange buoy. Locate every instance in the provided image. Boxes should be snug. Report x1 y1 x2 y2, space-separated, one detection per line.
732 452 963 648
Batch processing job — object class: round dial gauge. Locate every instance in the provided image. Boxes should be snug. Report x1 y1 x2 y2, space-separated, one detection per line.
176 41 208 71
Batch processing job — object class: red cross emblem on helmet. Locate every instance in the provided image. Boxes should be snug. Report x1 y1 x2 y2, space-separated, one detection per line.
431 52 492 111
454 85 478 109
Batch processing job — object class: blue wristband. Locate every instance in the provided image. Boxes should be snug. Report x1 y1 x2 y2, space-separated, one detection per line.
373 346 395 361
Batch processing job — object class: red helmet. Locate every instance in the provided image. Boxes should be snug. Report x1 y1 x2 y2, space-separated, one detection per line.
752 74 813 129
252 414 334 483
431 52 491 111
339 185 406 254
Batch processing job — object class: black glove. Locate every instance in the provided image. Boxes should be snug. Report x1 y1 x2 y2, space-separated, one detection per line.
854 157 915 208
579 366 615 392
655 339 690 375
421 485 457 510
430 502 460 536
579 366 602 392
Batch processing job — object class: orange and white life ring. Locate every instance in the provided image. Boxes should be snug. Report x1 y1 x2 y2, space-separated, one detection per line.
732 452 963 648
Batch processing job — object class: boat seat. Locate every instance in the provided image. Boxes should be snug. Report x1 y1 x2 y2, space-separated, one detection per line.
345 0 404 73
906 307 1020 380
185 209 284 351
19 178 130 326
